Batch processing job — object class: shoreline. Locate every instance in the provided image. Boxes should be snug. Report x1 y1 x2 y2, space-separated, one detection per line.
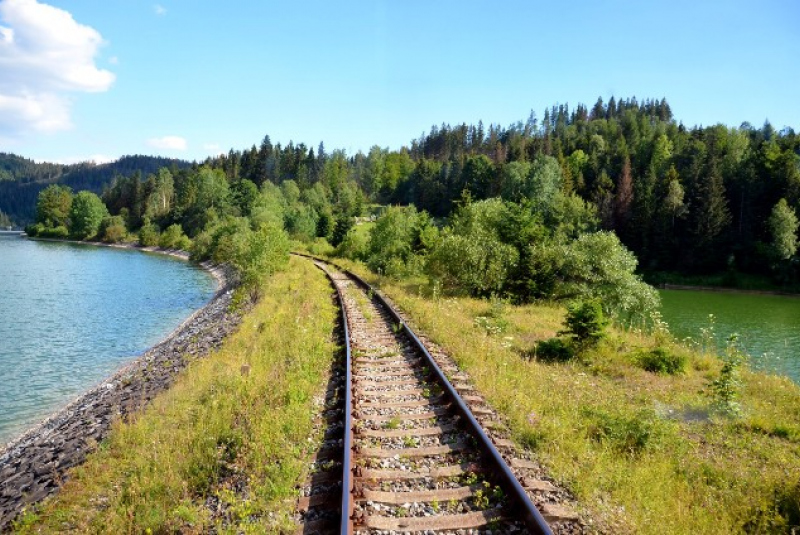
659 282 800 298
0 241 241 530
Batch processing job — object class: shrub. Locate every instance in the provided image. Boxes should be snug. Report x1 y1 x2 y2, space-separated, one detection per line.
99 215 127 243
637 347 686 375
586 409 662 455
533 337 575 362
139 221 160 247
709 334 748 417
426 233 518 296
527 231 660 322
159 223 190 250
561 299 609 347
38 225 69 239
336 226 369 261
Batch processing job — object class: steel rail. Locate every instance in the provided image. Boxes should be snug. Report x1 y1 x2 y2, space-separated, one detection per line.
294 253 552 535
304 255 354 534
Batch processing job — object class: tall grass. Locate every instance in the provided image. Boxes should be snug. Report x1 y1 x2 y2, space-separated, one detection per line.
15 257 338 534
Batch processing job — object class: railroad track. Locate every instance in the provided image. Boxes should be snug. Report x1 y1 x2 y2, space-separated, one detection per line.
295 255 576 534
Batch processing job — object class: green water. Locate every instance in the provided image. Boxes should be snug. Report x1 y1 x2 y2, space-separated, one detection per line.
659 289 800 382
0 233 217 445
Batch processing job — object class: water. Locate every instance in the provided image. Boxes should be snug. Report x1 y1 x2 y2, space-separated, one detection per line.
659 289 800 382
0 233 217 445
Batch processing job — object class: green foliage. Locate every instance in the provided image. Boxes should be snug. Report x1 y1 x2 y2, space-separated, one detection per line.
636 347 686 375
529 231 660 322
98 215 127 243
158 223 191 250
745 482 800 533
769 198 798 261
35 184 73 229
561 299 609 346
366 206 431 277
585 408 662 455
229 223 290 291
336 225 369 261
533 337 575 362
138 220 160 247
427 232 518 296
69 191 109 240
709 334 748 417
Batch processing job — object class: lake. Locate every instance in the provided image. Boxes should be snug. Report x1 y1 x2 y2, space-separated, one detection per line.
659 288 800 382
0 233 217 445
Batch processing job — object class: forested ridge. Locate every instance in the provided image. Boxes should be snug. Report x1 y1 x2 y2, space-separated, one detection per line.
22 96 800 291
0 154 191 225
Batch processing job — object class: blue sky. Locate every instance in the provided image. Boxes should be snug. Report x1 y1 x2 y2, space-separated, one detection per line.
1 0 798 164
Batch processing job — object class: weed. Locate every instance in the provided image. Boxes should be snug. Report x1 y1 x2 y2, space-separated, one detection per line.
474 489 489 508
532 337 575 362
709 334 747 417
383 417 401 430
637 347 687 375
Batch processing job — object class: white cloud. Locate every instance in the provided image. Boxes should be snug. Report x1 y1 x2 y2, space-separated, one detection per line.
203 142 220 152
108 55 118 65
154 4 166 16
147 136 187 151
0 0 115 136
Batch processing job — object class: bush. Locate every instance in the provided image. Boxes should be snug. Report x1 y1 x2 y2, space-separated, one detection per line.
229 222 290 291
532 337 575 362
562 299 609 347
586 409 662 455
527 231 660 322
426 232 519 297
99 215 127 243
336 226 369 261
38 225 69 239
139 221 160 247
159 223 190 250
637 347 686 375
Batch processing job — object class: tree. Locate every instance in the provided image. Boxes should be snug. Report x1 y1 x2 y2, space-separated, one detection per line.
69 191 109 239
614 156 633 233
769 198 798 260
36 184 73 229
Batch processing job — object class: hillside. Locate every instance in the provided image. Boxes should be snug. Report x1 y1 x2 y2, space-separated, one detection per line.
0 154 192 225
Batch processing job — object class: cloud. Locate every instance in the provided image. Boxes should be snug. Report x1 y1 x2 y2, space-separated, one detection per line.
203 142 220 152
0 0 115 136
108 56 118 65
154 4 166 16
147 136 187 151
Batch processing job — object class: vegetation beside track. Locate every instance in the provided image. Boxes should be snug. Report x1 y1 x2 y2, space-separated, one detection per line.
14 256 338 534
332 257 800 535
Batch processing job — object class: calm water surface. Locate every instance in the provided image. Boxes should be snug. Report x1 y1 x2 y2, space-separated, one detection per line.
0 233 216 444
660 289 800 382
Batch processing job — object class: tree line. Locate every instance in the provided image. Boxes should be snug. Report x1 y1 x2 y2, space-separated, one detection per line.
24 96 800 303
0 154 191 225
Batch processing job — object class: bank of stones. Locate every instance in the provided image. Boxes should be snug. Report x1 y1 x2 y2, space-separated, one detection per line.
0 263 239 531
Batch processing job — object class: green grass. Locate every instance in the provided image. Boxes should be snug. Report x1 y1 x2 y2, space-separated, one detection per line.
333 257 800 534
14 256 338 534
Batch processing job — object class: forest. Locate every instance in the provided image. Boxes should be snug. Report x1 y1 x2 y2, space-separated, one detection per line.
0 154 190 225
23 96 800 307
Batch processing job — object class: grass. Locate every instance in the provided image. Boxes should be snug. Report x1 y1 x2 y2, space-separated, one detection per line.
14 256 338 534
332 257 800 534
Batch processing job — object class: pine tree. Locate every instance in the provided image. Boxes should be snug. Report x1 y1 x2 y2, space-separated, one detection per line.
614 156 634 233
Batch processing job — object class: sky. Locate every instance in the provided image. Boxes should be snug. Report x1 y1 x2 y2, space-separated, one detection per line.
0 0 798 164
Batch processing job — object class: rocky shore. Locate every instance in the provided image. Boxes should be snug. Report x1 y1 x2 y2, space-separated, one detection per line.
0 258 241 531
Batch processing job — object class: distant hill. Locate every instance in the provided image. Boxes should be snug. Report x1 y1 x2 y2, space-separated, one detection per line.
0 153 192 225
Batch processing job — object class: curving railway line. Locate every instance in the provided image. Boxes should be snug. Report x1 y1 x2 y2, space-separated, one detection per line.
294 254 579 534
